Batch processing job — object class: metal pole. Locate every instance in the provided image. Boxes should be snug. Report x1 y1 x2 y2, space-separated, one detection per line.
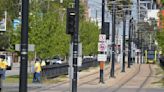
137 0 140 21
96 10 98 25
150 34 152 49
19 0 29 92
131 21 134 64
72 0 79 92
110 2 116 77
99 0 105 83
140 31 142 64
128 18 132 68
137 29 140 64
122 11 126 72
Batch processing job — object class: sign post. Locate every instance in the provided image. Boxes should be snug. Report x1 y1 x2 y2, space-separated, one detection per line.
98 34 107 83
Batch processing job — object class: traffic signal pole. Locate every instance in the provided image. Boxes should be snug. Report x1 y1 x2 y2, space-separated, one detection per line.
99 0 105 83
19 0 29 92
122 11 126 72
128 18 132 68
72 0 79 92
110 2 116 77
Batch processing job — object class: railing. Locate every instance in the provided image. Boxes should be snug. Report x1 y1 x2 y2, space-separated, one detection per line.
41 59 100 79
41 63 69 78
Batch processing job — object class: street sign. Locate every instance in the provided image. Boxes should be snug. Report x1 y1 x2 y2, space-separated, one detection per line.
99 34 106 42
13 19 21 30
98 42 107 52
0 11 7 31
15 44 35 51
98 54 107 61
136 49 141 52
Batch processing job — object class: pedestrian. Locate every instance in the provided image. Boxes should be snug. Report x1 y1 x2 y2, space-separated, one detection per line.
0 55 8 91
0 55 8 80
33 58 41 83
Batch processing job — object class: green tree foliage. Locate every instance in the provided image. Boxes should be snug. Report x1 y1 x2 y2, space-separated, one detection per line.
28 0 70 59
156 31 164 53
0 0 20 27
157 11 164 53
0 0 100 59
0 33 10 50
0 0 20 50
80 20 99 55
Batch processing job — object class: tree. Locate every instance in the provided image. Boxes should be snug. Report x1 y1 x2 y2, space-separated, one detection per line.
0 0 100 59
80 20 99 55
0 33 10 50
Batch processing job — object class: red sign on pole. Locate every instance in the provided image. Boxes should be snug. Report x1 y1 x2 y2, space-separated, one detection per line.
98 42 107 52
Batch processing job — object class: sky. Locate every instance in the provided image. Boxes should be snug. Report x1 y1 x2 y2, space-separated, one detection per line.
87 0 135 40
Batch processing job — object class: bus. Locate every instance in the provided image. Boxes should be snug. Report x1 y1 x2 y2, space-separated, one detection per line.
145 50 157 64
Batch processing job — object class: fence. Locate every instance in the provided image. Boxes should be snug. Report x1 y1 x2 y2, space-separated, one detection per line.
41 59 99 79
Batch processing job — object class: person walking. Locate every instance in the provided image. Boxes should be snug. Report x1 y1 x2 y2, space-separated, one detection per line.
33 58 41 83
0 55 8 80
0 55 8 91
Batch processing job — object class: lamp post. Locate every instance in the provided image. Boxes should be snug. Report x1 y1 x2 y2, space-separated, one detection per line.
122 10 126 72
99 0 105 84
71 0 79 92
110 1 116 77
128 18 133 68
19 0 29 92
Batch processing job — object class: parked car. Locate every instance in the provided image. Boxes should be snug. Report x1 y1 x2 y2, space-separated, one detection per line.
51 56 63 64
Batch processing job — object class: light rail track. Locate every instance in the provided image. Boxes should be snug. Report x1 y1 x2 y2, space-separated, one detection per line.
100 64 152 92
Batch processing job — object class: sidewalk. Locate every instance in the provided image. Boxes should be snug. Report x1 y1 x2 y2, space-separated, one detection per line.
6 62 33 76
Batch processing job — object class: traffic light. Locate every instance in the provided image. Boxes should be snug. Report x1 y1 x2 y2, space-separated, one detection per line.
66 8 75 35
104 22 110 39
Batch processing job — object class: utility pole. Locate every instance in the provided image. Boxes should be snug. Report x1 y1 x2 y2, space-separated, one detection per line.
137 29 140 64
128 18 132 68
19 0 29 92
99 0 105 83
140 31 143 64
105 22 110 78
96 10 98 25
72 0 79 92
110 1 116 77
122 10 126 72
131 20 134 64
